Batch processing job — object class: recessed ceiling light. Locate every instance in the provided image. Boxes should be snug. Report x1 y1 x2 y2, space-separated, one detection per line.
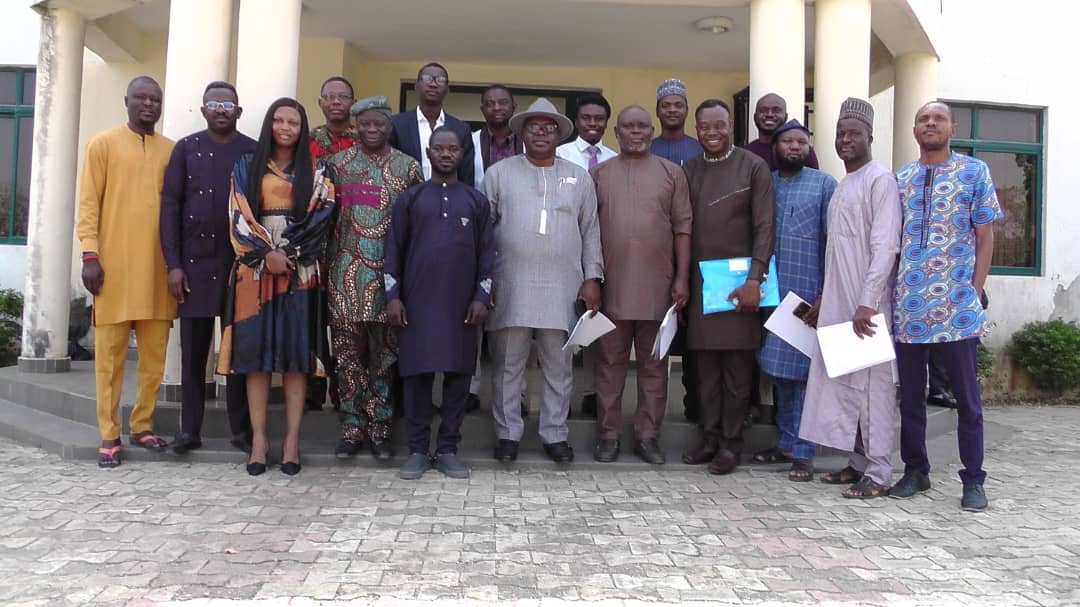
694 16 734 34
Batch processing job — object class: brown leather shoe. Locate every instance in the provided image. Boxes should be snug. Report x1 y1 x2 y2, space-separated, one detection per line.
707 448 739 475
682 444 717 465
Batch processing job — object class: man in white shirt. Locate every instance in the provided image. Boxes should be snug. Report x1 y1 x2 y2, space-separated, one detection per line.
389 62 475 185
556 92 615 418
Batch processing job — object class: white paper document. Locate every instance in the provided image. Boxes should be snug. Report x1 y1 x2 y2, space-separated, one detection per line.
650 305 679 359
763 292 818 359
563 310 616 352
816 313 896 379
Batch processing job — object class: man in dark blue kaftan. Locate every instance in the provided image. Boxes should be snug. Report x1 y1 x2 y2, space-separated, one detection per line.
384 126 496 480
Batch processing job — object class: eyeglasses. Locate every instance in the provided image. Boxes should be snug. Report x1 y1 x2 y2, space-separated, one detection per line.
320 93 353 103
524 123 559 135
204 101 236 111
419 74 449 85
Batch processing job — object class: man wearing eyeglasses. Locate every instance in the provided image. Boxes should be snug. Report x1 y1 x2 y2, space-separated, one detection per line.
306 76 357 414
159 81 256 455
310 76 358 161
482 98 603 464
389 62 475 185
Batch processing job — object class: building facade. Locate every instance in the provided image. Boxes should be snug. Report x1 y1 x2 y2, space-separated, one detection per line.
0 0 1063 381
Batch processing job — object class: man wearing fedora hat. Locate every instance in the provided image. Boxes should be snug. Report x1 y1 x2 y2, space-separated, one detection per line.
482 98 604 464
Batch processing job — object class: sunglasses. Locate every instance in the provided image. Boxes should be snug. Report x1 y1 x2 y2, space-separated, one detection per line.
204 101 237 111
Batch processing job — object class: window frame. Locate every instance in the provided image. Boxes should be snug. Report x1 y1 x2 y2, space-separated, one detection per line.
945 101 1044 276
0 65 35 245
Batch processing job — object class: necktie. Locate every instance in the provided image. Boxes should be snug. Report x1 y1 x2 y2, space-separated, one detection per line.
586 145 599 169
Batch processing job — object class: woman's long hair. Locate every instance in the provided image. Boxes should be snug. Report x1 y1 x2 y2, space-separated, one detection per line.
247 97 314 220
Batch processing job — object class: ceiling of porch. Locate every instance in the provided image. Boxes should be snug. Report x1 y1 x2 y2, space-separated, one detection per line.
120 0 819 72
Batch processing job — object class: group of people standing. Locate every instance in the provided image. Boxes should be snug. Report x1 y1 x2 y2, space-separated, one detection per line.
77 63 998 511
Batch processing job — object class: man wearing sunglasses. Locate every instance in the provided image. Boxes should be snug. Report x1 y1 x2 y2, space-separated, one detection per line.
389 62 475 186
159 81 256 456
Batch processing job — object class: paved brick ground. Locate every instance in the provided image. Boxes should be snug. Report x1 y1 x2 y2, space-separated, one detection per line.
0 404 1077 606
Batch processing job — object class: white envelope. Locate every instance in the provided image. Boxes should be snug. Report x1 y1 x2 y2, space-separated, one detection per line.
816 314 896 379
563 310 616 352
763 292 818 359
651 304 679 359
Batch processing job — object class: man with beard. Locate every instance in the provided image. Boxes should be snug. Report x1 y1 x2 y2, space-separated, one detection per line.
385 126 495 480
325 96 422 461
390 62 475 185
160 81 255 455
557 92 615 418
890 101 1001 511
466 84 524 412
484 98 603 464
742 93 820 171
590 105 692 465
649 78 703 166
78 76 175 467
681 99 775 476
799 98 901 499
753 119 836 481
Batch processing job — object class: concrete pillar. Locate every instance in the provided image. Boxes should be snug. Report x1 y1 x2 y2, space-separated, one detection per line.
235 0 301 137
749 0 805 136
813 0 872 178
891 51 938 170
157 0 235 399
18 8 86 373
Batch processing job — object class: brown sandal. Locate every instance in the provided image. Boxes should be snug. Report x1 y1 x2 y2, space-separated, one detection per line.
820 466 863 485
97 444 122 468
129 431 168 452
788 459 814 482
842 476 891 499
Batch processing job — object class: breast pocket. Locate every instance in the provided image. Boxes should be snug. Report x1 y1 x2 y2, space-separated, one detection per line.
786 204 822 240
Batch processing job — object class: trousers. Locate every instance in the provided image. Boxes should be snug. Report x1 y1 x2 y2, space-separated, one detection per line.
94 319 171 441
179 317 249 439
403 372 470 454
695 349 755 454
594 319 667 440
332 321 396 441
490 327 572 444
896 338 986 485
774 377 815 459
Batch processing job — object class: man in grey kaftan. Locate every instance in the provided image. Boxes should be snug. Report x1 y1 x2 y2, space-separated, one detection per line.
483 98 604 464
798 98 902 498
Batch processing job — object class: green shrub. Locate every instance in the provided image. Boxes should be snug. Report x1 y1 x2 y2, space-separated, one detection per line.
1009 320 1080 393
976 342 995 380
0 289 23 367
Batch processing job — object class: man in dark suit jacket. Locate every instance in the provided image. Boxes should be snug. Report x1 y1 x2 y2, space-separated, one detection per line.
390 62 476 186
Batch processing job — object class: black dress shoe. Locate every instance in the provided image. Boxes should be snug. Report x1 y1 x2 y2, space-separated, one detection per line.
593 439 620 462
370 439 393 461
682 443 717 465
464 393 481 413
280 460 302 476
493 439 519 462
543 441 574 463
170 434 202 455
707 448 740 475
927 393 958 409
634 438 666 465
230 434 253 454
335 438 364 459
580 394 598 418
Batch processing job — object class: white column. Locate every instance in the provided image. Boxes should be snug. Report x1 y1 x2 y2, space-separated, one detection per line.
157 0 235 396
892 52 938 170
813 0 872 178
235 0 301 137
18 8 86 373
749 0 806 133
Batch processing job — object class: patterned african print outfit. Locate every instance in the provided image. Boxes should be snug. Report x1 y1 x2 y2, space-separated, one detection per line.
216 155 335 376
893 152 1002 343
324 145 422 441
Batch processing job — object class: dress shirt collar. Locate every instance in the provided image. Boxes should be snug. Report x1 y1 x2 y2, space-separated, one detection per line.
416 106 446 128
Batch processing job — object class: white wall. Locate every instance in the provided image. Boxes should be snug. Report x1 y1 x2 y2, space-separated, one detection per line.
934 0 1077 347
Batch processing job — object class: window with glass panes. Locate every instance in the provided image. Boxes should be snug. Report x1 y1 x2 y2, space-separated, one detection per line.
0 66 34 245
946 102 1043 275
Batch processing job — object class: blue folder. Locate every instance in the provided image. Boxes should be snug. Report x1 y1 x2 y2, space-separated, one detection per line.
699 256 780 314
